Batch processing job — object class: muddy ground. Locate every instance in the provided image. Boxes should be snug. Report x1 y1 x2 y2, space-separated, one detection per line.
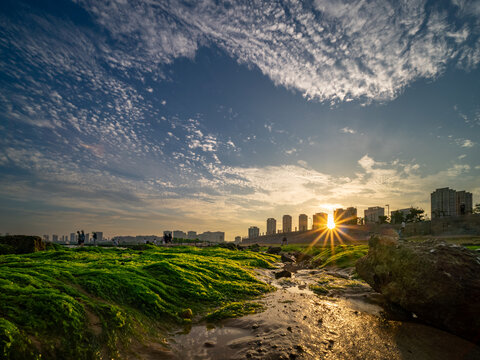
136 264 480 360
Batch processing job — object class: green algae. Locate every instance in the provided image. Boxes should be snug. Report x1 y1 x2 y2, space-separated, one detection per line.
0 246 277 359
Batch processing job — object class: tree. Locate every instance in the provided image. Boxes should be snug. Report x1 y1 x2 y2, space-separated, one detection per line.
406 207 424 222
378 215 389 224
391 211 404 224
474 204 480 214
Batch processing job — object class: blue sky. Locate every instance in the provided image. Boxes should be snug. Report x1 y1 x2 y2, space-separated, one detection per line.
1 0 479 240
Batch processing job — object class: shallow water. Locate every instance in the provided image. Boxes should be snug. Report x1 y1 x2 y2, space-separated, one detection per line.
153 267 480 360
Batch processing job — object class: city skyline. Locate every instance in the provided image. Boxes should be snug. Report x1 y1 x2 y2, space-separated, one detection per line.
1 1 480 241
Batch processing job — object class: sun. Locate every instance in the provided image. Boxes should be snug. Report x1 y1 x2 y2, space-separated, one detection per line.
327 214 336 230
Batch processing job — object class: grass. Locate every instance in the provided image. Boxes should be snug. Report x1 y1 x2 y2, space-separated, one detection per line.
281 244 369 268
0 245 277 359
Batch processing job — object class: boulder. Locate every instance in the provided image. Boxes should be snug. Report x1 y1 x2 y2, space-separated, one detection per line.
356 235 480 343
0 235 46 254
281 254 296 263
275 270 292 279
266 246 282 255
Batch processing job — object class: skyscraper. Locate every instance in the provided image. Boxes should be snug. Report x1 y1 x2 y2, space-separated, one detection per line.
266 218 277 235
456 190 473 216
431 187 457 218
312 212 328 229
298 214 308 231
282 215 292 233
248 226 260 238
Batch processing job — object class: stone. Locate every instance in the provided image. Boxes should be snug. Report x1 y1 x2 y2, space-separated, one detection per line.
266 246 282 254
281 254 296 263
275 270 292 279
356 235 480 343
204 342 215 348
180 308 193 319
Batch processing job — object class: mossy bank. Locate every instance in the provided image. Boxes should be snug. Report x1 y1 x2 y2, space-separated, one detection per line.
0 245 277 359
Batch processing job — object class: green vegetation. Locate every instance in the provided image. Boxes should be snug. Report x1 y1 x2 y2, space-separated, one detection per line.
0 246 277 359
281 244 369 268
309 273 365 296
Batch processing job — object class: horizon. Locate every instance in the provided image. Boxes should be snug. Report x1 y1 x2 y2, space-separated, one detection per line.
1 1 480 241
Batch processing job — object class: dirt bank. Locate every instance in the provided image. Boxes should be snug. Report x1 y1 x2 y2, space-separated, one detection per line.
140 265 480 360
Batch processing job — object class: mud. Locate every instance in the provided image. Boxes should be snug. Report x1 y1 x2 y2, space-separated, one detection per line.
139 265 480 360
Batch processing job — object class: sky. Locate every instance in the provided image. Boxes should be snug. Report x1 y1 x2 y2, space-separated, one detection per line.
1 0 480 240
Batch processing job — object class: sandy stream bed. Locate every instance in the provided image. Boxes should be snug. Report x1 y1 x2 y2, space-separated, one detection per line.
135 264 480 360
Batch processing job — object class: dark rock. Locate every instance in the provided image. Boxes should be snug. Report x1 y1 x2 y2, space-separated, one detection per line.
266 246 282 254
287 326 292 332
218 242 238 250
294 345 304 353
0 235 46 254
356 235 480 343
275 270 292 279
281 254 296 263
180 308 193 319
204 341 215 348
252 323 259 329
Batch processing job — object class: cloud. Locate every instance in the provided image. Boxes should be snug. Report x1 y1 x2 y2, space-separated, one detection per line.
340 127 356 134
460 139 475 147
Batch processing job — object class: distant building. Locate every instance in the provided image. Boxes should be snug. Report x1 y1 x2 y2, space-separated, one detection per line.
431 187 472 218
298 214 308 231
431 187 456 218
364 207 385 224
70 233 76 243
234 236 242 244
43 235 49 241
198 231 225 242
52 234 58 242
173 230 187 240
187 231 197 239
94 232 103 242
456 190 473 216
248 226 260 239
85 233 90 243
333 207 357 225
313 212 328 229
282 215 292 233
266 218 277 235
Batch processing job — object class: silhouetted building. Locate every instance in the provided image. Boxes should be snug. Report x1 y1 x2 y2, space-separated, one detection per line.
282 215 292 233
52 234 58 242
187 231 197 239
431 187 472 218
334 207 357 225
456 190 473 216
298 214 308 231
266 218 277 235
173 230 187 239
248 226 260 239
70 233 76 243
198 231 224 242
94 232 103 242
364 207 385 224
234 236 242 244
313 212 328 229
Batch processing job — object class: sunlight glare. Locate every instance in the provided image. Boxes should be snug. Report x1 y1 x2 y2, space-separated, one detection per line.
327 214 336 229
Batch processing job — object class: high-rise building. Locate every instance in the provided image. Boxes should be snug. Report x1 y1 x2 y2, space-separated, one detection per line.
313 212 328 229
234 236 242 244
298 214 308 231
70 233 76 243
364 207 385 223
266 218 277 235
94 232 103 242
456 190 473 216
431 187 456 218
390 208 411 224
248 226 260 239
173 230 187 239
52 234 58 242
334 207 357 225
187 231 197 239
282 215 292 233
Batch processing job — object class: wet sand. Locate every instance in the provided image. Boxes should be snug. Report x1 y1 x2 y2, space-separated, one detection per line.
138 266 480 360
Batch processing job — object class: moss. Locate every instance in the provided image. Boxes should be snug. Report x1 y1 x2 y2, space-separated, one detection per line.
204 302 264 321
0 246 276 359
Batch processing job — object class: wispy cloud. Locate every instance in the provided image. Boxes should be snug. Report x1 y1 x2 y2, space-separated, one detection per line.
340 127 357 134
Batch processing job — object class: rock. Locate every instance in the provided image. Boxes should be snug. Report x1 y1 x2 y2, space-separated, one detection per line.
218 242 238 250
356 235 480 343
275 270 292 279
0 235 46 254
180 308 193 319
204 341 215 348
266 246 282 254
281 254 296 263
247 244 260 252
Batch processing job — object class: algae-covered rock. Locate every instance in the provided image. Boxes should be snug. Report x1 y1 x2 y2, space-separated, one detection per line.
180 308 193 320
356 235 480 343
0 235 45 254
